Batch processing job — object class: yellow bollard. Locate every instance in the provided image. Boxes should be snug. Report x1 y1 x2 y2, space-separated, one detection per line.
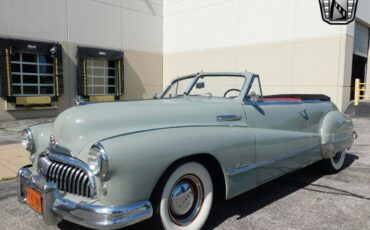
354 78 360 106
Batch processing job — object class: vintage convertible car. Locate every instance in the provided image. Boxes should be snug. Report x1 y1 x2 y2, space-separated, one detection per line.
17 72 357 230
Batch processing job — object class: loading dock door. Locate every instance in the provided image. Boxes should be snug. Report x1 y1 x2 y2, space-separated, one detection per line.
351 22 369 100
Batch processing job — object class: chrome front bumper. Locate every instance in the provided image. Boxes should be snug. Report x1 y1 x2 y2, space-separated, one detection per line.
17 166 153 229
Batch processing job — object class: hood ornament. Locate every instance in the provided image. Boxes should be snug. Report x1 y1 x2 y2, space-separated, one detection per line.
74 96 89 106
49 135 57 151
48 135 72 156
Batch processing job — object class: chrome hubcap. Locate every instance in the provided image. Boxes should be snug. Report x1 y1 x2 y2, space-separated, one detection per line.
168 174 204 226
170 181 195 215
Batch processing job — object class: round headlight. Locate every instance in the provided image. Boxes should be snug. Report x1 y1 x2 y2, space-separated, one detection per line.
88 146 102 174
21 128 34 152
88 143 109 181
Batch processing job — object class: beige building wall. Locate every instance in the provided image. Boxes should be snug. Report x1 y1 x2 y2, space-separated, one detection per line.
0 0 163 121
162 0 365 111
0 0 368 120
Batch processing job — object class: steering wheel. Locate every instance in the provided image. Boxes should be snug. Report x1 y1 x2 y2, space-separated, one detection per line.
224 89 241 98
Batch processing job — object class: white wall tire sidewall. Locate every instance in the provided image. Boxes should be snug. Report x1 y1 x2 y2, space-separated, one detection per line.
330 152 345 171
159 162 213 230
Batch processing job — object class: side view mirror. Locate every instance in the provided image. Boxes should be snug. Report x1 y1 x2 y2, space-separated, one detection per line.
251 95 262 102
249 91 262 102
196 82 205 89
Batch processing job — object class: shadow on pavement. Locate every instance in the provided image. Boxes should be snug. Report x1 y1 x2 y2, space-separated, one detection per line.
57 153 359 230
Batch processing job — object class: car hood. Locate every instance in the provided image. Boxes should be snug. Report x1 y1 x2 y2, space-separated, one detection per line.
51 98 245 156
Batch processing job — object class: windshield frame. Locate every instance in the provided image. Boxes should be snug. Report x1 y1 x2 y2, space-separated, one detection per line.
160 72 250 100
186 74 247 98
160 74 197 98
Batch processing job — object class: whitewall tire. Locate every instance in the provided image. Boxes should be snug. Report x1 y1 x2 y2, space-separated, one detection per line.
155 162 213 230
322 151 346 173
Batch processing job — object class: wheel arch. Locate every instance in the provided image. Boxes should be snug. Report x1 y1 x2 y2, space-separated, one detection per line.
149 153 226 210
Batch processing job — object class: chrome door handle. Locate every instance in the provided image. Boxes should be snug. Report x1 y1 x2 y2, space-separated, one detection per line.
216 115 242 122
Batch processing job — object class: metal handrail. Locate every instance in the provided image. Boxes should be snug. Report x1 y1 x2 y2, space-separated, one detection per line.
354 78 370 106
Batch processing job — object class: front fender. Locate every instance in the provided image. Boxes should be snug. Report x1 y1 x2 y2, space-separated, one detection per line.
97 125 255 206
28 123 53 171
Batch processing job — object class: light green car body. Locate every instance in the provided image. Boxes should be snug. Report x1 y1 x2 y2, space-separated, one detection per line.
26 72 355 208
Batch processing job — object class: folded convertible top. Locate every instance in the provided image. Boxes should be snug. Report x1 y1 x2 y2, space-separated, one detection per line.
264 94 331 101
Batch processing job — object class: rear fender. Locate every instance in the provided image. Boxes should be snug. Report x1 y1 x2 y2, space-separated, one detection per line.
320 111 354 159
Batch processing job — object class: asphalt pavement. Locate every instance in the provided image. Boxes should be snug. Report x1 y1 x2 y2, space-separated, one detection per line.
0 117 54 145
0 117 369 230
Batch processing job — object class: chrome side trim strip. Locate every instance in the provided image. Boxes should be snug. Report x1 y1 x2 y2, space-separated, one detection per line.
100 124 247 142
227 144 320 176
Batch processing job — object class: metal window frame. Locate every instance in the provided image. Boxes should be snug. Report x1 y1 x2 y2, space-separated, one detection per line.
86 58 116 96
11 52 55 96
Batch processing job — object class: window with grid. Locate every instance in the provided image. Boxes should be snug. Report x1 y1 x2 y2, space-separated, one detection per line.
86 59 116 95
10 52 55 96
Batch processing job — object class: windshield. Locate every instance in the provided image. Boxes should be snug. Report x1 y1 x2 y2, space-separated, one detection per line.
162 75 245 98
162 76 195 98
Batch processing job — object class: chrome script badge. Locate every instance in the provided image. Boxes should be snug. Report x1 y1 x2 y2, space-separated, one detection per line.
319 0 358 25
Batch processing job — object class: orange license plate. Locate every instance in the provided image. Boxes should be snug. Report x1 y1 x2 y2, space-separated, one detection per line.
26 188 42 214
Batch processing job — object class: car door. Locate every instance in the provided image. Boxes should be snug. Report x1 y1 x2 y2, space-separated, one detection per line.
242 76 312 184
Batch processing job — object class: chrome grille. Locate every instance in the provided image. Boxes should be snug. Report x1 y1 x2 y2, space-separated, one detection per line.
38 156 94 198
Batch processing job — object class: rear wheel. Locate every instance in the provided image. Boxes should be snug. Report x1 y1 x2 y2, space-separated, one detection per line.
152 162 213 230
321 151 346 173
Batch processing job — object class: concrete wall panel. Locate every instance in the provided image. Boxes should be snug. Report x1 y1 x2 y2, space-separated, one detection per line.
124 0 163 16
164 0 194 16
164 7 195 53
123 85 163 100
193 48 237 72
163 36 350 111
68 0 122 49
237 0 295 45
163 0 348 54
194 0 237 50
163 52 197 86
123 0 163 53
0 0 67 42
340 36 354 87
294 0 344 39
124 50 163 100
237 42 294 87
292 37 341 86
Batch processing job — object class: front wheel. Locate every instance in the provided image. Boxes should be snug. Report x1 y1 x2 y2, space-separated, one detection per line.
321 151 346 173
152 162 213 230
